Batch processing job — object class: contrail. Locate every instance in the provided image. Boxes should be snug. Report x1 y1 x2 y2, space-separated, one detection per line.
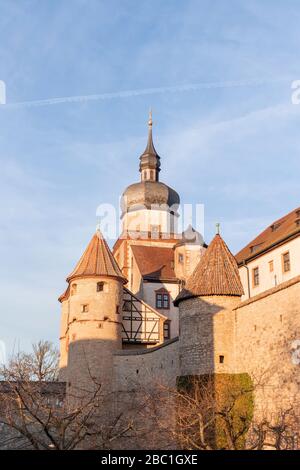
0 77 292 109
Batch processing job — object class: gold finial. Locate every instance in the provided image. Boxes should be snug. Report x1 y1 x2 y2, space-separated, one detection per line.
216 222 220 234
148 108 153 127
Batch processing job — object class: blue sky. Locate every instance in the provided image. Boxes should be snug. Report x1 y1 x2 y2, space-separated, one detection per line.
0 0 300 358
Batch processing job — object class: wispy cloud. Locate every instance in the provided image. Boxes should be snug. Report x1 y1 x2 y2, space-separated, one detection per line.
1 0 300 355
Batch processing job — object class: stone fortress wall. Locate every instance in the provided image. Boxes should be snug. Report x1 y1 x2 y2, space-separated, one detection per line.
234 275 300 416
111 276 300 422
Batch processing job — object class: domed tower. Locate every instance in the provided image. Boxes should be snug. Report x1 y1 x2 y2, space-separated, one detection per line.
120 112 180 238
174 225 207 283
58 230 127 397
174 229 244 377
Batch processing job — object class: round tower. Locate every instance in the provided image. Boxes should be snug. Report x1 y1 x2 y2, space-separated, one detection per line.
174 230 244 377
58 230 127 399
174 225 206 282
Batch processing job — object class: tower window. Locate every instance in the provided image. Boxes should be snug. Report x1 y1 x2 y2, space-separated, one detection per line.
282 252 290 273
81 304 89 313
178 253 184 264
219 355 225 364
252 267 259 287
97 281 104 292
163 320 171 340
71 283 77 295
150 225 160 238
156 290 170 309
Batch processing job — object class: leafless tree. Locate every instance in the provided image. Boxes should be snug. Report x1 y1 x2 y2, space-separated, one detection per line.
141 376 300 450
0 341 134 450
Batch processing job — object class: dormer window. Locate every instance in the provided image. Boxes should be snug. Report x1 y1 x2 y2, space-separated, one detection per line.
250 243 263 254
271 222 281 232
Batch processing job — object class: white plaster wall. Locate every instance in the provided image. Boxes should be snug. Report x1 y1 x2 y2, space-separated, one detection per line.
122 209 178 235
143 282 180 338
239 236 300 300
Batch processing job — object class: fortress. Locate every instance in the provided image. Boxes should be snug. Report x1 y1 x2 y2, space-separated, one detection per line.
58 115 300 448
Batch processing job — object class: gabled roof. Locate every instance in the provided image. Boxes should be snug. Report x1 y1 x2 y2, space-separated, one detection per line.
131 245 177 282
235 206 300 265
174 234 244 305
66 230 127 283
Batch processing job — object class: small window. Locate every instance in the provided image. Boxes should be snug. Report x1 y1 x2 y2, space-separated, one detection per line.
81 304 89 313
269 260 274 272
163 320 171 340
71 283 77 295
219 355 225 364
156 291 170 309
178 253 184 264
150 225 160 238
282 252 290 273
252 267 259 287
97 282 104 292
271 222 281 232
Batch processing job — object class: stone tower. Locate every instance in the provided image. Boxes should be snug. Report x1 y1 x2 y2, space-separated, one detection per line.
174 232 244 377
58 230 127 398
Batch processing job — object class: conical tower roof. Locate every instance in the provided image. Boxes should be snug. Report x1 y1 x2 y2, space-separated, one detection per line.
67 230 127 283
174 234 244 305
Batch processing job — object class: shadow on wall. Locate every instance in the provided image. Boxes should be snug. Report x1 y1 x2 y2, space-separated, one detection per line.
177 295 254 449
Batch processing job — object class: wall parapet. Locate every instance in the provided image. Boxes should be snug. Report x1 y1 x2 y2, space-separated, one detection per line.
114 337 179 356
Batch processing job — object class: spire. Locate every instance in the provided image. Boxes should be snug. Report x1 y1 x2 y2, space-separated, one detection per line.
174 233 244 305
66 230 127 283
139 110 161 182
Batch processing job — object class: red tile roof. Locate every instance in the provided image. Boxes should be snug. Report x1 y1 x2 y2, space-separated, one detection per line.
174 234 244 305
66 230 127 283
235 206 300 265
131 245 177 281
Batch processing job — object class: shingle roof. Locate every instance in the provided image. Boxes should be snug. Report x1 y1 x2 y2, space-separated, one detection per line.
235 206 300 265
66 230 127 283
174 234 244 305
131 245 177 281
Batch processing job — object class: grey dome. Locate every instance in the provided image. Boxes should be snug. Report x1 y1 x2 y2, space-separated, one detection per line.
121 180 180 216
175 224 205 246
